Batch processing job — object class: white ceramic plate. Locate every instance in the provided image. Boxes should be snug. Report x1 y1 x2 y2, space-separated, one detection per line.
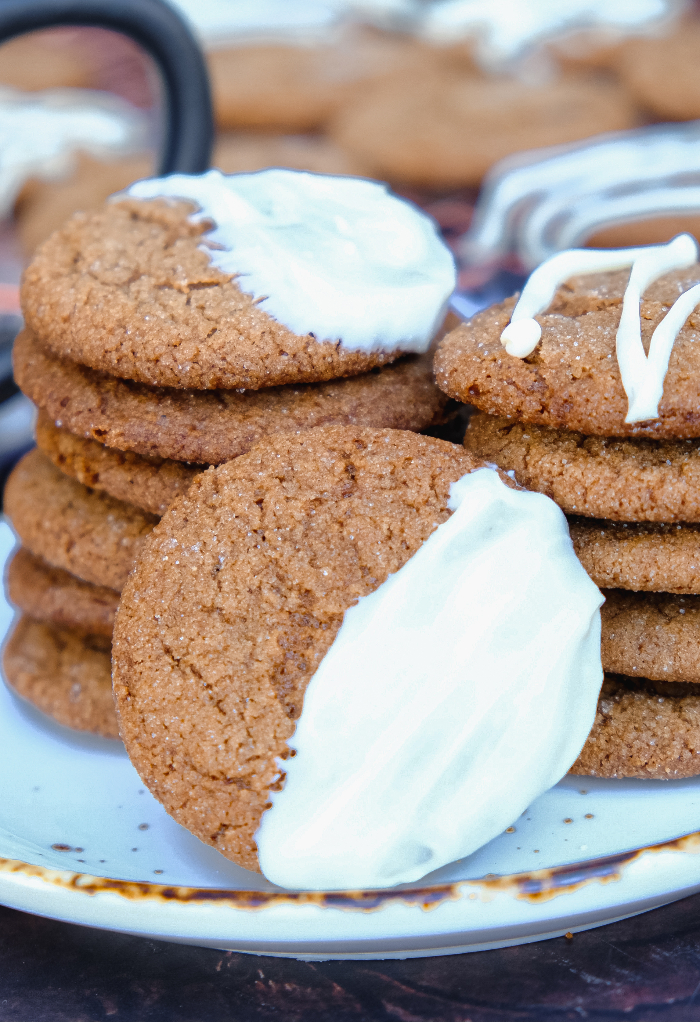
2 518 700 960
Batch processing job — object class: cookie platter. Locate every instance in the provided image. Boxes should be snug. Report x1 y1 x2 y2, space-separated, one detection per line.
1 522 700 960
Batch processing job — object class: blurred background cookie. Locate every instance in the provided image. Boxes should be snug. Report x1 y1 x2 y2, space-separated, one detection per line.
0 28 93 91
616 15 700 121
329 70 637 188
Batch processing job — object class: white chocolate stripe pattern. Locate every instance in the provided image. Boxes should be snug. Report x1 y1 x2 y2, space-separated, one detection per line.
501 234 700 423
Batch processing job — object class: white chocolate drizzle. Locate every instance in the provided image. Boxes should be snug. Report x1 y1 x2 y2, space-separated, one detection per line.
420 0 684 68
165 0 420 49
461 122 700 272
165 0 345 48
501 234 700 423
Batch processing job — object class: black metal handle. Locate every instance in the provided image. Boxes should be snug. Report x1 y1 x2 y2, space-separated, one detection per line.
0 0 214 175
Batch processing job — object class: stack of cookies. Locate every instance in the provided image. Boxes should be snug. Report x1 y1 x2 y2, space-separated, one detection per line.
4 168 455 737
435 251 700 780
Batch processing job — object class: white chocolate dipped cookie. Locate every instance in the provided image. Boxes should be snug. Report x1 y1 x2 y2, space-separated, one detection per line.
21 169 456 390
113 426 603 888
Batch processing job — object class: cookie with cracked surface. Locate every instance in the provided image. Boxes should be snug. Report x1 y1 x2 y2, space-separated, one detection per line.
15 134 369 259
35 411 202 516
16 328 449 465
112 426 483 872
571 674 700 779
3 616 118 738
464 412 700 521
435 265 700 438
6 547 119 638
601 589 700 684
4 449 157 592
329 71 637 188
570 518 700 594
21 198 403 391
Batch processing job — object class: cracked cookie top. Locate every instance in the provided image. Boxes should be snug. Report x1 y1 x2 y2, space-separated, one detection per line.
20 198 402 390
435 265 700 438
112 426 480 872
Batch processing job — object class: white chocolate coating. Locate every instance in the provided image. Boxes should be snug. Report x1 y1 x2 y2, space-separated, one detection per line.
256 468 603 891
0 88 146 218
502 234 700 423
461 122 700 271
128 168 456 354
166 0 344 48
166 0 420 48
421 0 684 67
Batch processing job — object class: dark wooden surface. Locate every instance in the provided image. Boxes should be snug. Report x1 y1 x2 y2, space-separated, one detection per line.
3 893 700 1020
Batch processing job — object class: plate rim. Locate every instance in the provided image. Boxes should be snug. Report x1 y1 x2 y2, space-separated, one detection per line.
3 825 700 914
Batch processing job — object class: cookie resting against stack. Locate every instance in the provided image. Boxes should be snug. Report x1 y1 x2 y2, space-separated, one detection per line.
436 234 700 779
3 167 456 736
112 425 604 887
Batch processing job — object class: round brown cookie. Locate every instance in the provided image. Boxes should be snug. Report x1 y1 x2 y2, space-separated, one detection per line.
208 31 441 131
616 20 700 121
585 216 700 251
6 547 119 638
570 518 700 594
4 449 157 592
35 411 201 516
464 412 700 521
113 426 482 873
329 71 637 188
571 675 700 779
213 131 367 180
15 152 152 257
3 616 118 738
601 589 700 684
0 31 93 91
15 329 449 465
436 265 700 439
21 198 404 391
14 134 366 258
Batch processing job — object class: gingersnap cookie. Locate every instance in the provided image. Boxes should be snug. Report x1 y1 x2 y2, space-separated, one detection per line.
436 265 700 439
601 589 700 684
616 20 700 121
208 30 440 131
22 169 455 391
3 616 117 738
4 449 157 592
35 412 201 516
213 131 367 180
15 329 449 466
570 518 700 594
571 674 700 779
14 152 151 257
6 548 119 638
585 216 700 252
113 427 483 872
14 134 366 258
464 412 700 521
0 31 92 92
329 71 637 188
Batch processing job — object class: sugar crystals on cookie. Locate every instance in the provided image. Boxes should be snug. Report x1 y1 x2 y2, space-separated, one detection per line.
440 234 700 778
112 426 603 888
6 167 456 736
